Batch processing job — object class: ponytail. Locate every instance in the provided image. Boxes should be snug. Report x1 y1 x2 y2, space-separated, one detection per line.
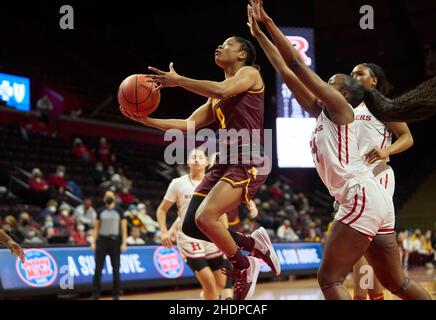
363 76 436 122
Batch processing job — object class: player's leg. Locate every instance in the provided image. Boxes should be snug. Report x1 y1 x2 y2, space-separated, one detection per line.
194 180 261 300
368 274 385 300
353 256 369 300
220 258 234 300
318 220 371 300
353 256 385 300
187 258 219 300
364 233 432 300
206 255 226 297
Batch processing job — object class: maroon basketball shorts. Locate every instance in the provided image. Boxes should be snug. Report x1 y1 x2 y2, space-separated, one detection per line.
194 163 268 204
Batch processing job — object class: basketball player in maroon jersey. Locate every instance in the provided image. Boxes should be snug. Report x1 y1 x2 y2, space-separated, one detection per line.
247 0 431 300
124 36 281 300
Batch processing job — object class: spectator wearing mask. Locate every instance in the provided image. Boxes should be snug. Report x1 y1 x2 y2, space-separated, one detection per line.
74 198 97 229
277 219 299 242
136 203 159 239
59 205 75 234
98 137 111 164
126 226 146 245
28 168 47 191
118 187 134 205
72 138 91 161
304 228 321 242
40 199 58 221
48 165 67 196
18 211 41 239
24 227 45 244
70 222 89 245
2 216 25 244
91 191 127 300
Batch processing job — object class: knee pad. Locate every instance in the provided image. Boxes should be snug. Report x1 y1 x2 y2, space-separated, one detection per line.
390 277 410 295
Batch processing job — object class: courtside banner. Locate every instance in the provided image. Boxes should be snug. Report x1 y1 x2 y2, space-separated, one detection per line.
0 243 322 293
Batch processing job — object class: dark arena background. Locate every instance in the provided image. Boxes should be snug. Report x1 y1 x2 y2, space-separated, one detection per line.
0 0 435 306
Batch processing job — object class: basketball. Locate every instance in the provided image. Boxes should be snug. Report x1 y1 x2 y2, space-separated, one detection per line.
118 74 161 119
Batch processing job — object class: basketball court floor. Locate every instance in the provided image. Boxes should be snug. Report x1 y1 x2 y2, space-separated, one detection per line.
100 268 436 300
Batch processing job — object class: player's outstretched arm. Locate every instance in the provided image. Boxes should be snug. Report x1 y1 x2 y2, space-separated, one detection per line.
247 5 320 117
148 63 261 99
250 0 353 124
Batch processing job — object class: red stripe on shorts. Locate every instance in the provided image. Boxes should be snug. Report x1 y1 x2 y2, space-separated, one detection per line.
338 193 358 223
347 187 366 225
385 173 388 189
378 228 395 233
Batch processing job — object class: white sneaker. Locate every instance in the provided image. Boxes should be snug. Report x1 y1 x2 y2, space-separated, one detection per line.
250 227 281 276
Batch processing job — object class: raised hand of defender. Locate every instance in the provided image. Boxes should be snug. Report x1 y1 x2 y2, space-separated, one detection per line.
148 62 180 88
249 0 270 23
247 5 262 37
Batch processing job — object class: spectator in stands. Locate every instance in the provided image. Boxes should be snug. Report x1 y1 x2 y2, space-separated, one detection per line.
401 230 415 269
22 114 51 137
124 204 143 228
18 211 41 239
98 137 111 164
24 227 45 244
118 187 134 205
418 234 434 268
126 226 146 245
72 138 91 161
93 162 108 186
107 165 116 179
269 181 284 201
48 165 67 197
39 199 58 221
117 168 132 191
277 219 299 242
59 205 75 234
70 222 89 245
136 203 159 239
28 168 49 205
74 198 97 229
1 215 25 244
304 228 321 242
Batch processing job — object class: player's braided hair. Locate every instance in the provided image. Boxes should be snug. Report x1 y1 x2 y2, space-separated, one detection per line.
342 75 436 122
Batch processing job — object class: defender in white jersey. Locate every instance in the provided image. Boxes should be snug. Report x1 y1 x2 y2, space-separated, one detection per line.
247 2 430 300
156 149 227 300
352 63 413 200
351 63 414 300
